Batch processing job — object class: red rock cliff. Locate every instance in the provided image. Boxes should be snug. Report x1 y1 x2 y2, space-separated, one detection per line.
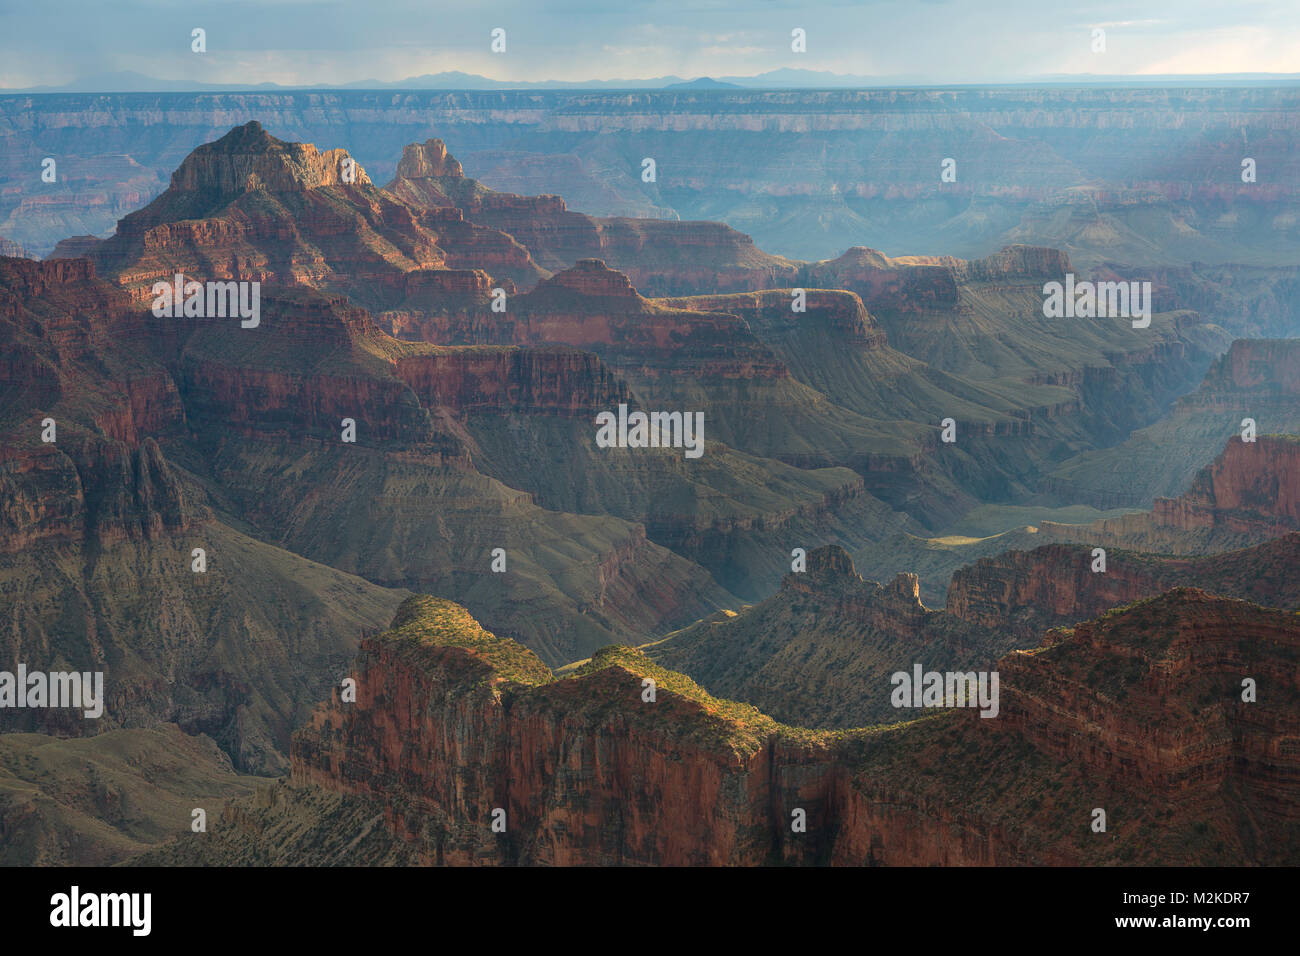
946 533 1300 638
1152 435 1300 529
283 590 1300 865
382 137 798 296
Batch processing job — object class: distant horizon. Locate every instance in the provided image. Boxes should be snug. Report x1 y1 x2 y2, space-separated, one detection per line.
8 67 1300 95
5 0 1298 92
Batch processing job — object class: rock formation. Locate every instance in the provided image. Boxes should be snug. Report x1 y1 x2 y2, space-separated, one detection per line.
946 533 1300 638
9 87 1298 267
0 237 36 259
384 138 799 295
6 115 1299 870
87 122 547 309
1044 434 1300 554
1046 339 1300 508
0 258 410 773
647 545 1007 728
139 589 1300 866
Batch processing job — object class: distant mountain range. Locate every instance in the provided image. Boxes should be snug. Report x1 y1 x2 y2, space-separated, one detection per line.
9 68 1300 93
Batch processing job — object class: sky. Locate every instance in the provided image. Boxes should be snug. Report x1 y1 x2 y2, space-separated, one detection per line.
1 0 1298 89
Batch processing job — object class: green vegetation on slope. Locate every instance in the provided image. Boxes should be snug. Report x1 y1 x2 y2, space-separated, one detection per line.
385 595 554 687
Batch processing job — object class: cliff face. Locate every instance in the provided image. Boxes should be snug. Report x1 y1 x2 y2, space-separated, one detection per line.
1046 435 1300 554
7 88 1299 270
392 346 632 417
392 138 463 181
1152 434 1300 530
0 434 191 554
0 257 192 552
0 238 35 258
0 241 730 775
795 243 1072 316
45 235 105 260
581 219 798 297
164 119 373 195
1044 339 1300 509
850 591 1300 867
999 591 1300 804
533 255 638 299
287 596 854 865
800 246 963 312
171 283 639 441
1202 337 1300 397
392 257 788 379
660 288 890 352
514 260 788 375
383 138 798 296
150 589 1300 866
170 287 457 451
946 533 1300 638
290 599 788 865
89 123 546 308
0 254 417 773
949 245 1073 283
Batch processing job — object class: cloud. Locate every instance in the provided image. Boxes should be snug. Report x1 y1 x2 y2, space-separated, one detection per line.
1093 20 1169 29
1137 27 1300 74
1 0 1296 88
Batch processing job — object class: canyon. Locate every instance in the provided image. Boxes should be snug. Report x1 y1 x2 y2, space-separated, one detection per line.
646 526 1300 730
1045 339 1300 509
0 112 1296 868
3 88 1299 279
139 588 1300 866
871 430 1300 604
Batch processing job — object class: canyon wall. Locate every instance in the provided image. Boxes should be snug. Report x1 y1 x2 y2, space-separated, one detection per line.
947 533 1300 638
6 87 1298 267
242 590 1300 866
